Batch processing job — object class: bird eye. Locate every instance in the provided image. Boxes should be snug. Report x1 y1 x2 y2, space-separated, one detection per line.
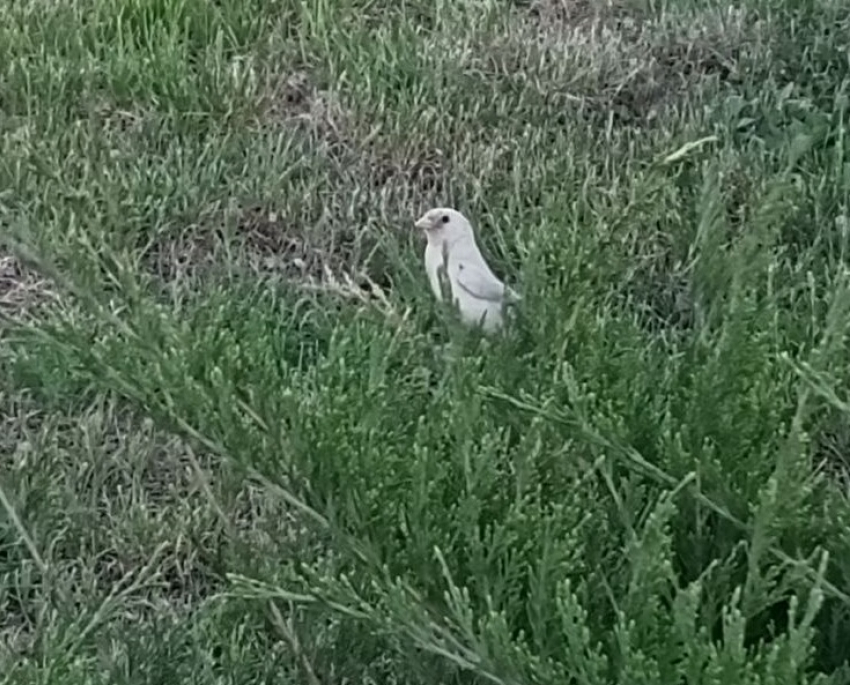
440 215 450 224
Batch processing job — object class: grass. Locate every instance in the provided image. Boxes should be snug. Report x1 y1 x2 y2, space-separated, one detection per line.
2 0 850 682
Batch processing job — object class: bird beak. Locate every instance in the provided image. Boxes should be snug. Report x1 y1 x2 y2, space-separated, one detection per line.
414 215 433 231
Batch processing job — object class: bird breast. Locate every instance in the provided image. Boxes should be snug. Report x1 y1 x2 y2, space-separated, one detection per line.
423 242 505 332
424 243 447 301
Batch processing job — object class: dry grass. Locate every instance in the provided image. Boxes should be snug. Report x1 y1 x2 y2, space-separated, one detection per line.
0 254 58 320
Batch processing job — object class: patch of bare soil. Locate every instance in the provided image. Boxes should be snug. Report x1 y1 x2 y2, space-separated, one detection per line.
521 2 756 125
608 36 742 125
90 101 147 136
141 226 221 285
233 202 404 325
0 253 58 320
259 70 448 198
367 145 448 200
234 203 330 278
142 200 404 327
814 415 850 495
528 0 629 29
258 70 352 147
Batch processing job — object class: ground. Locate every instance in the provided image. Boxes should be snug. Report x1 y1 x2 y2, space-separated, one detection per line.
2 0 850 683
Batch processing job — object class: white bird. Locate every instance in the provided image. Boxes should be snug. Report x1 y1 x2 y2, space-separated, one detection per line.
414 207 520 333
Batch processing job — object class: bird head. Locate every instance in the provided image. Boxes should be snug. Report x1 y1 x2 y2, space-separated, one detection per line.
414 207 475 247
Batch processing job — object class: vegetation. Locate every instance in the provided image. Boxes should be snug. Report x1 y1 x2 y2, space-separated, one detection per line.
2 0 850 682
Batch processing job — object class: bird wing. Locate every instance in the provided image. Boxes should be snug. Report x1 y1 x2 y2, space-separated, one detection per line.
454 260 509 302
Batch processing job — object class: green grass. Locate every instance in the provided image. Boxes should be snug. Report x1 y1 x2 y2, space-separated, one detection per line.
3 0 850 682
